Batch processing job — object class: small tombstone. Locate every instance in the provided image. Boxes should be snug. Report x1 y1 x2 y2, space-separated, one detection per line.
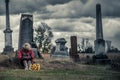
51 38 69 60
70 36 80 62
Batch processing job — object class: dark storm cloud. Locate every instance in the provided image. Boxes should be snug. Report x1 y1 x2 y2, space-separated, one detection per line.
0 0 48 14
54 27 73 32
80 0 88 4
39 0 120 19
0 0 5 14
115 32 120 38
114 31 120 46
46 0 72 5
0 0 71 15
115 32 120 48
107 32 120 49
0 0 120 18
91 0 120 17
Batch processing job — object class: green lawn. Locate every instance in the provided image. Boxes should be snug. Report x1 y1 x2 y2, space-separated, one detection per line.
0 54 120 80
0 65 120 80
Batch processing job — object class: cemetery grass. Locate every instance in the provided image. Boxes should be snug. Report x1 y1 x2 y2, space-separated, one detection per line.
0 65 120 80
0 54 120 80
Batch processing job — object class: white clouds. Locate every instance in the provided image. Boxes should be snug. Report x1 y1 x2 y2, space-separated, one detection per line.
0 0 119 53
45 1 84 18
41 17 95 33
45 0 120 19
35 17 120 49
0 14 20 52
0 14 120 52
103 18 120 38
34 16 120 49
0 0 120 18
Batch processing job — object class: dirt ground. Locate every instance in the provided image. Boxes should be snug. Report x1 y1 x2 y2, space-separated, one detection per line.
0 53 120 70
0 53 120 80
0 53 87 71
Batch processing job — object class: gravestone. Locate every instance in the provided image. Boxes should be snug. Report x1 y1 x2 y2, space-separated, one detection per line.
106 40 112 52
51 38 69 59
94 4 105 55
70 36 79 62
93 4 110 64
3 0 14 54
18 14 41 58
18 14 33 49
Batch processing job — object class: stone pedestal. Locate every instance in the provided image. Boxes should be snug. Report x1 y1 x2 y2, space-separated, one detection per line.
94 39 105 54
3 29 14 54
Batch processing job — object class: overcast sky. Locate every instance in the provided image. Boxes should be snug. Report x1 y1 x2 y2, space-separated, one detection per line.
0 0 120 51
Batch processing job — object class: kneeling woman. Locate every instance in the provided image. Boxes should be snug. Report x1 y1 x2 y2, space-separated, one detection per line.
18 43 34 70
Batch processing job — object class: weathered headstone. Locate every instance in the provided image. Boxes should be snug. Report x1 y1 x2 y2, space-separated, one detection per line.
106 40 112 52
18 14 41 58
3 0 14 54
18 14 33 49
52 38 69 59
70 36 79 62
94 4 105 55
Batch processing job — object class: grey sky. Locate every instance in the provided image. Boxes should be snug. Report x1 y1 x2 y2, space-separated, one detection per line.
0 0 120 51
0 0 120 17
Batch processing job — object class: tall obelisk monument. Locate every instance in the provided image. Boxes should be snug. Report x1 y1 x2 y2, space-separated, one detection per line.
3 0 14 54
94 4 105 54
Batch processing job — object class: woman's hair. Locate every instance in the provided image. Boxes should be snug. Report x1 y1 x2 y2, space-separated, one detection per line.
23 43 31 50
